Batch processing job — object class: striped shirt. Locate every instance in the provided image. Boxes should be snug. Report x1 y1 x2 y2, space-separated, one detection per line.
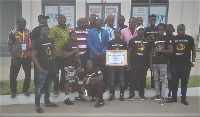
71 28 89 55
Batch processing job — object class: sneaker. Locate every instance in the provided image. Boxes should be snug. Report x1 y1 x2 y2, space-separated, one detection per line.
64 99 74 105
119 94 124 101
90 96 97 102
108 94 115 101
75 95 87 101
181 100 189 105
128 94 135 101
139 94 146 101
94 102 105 108
23 92 30 96
166 98 173 103
54 91 59 97
168 92 172 99
160 99 165 105
151 95 161 101
11 93 16 98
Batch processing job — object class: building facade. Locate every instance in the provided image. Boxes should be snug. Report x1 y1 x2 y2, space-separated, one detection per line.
0 0 200 48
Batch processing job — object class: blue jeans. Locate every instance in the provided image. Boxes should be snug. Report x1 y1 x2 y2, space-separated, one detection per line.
35 70 54 107
170 66 191 101
109 67 124 94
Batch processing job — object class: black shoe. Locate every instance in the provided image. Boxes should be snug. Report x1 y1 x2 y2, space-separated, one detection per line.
181 100 189 105
75 95 87 101
128 94 135 101
119 94 124 101
108 94 115 101
139 94 146 101
172 98 177 102
166 98 173 103
23 92 30 96
64 99 74 105
94 102 105 108
90 96 97 102
11 93 16 98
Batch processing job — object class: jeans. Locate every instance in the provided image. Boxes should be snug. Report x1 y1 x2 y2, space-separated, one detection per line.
35 70 54 107
153 64 167 98
10 57 31 93
170 66 191 101
109 67 124 94
130 66 148 95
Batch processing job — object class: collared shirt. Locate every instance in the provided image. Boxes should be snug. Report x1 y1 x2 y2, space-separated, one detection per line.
102 25 117 41
71 28 89 55
121 27 137 44
49 24 70 57
7 28 31 58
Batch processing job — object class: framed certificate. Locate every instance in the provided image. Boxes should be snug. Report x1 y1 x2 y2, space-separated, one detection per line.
106 50 127 66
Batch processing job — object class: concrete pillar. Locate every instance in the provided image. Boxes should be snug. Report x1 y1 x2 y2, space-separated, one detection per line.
121 0 131 26
22 0 31 29
76 0 86 27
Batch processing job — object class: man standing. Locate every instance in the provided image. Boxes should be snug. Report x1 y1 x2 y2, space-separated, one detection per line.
8 18 32 98
32 25 58 113
107 29 127 101
145 14 158 90
170 24 196 105
30 14 50 86
87 18 109 87
118 15 128 30
121 17 138 89
103 14 117 41
88 14 97 29
49 14 70 96
127 26 150 101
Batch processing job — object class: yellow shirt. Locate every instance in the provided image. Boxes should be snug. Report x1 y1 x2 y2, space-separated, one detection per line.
49 24 70 56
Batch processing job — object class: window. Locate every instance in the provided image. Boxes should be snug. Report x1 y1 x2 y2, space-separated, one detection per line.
42 0 76 28
131 0 169 27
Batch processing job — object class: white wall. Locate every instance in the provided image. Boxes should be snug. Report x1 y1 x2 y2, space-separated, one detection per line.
22 0 42 30
121 0 131 26
76 0 86 27
168 0 199 42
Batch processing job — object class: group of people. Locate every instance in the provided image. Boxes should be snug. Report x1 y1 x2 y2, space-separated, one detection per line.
8 13 196 113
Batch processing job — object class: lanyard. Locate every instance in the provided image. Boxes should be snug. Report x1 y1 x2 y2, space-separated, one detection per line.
99 32 102 42
18 31 25 43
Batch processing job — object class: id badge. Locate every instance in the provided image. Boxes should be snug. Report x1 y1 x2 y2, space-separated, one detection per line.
21 44 26 50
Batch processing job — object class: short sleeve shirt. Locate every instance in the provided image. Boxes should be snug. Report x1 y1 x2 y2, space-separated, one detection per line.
33 38 55 70
128 36 150 67
170 35 195 67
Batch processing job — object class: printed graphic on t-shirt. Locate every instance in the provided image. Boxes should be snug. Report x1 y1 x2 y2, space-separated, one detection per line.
112 44 123 50
174 40 188 56
135 41 148 56
154 41 166 56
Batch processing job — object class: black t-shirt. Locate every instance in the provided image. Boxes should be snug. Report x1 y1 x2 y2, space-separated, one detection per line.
30 26 41 41
152 36 172 64
165 35 176 63
128 36 150 67
62 41 80 68
33 38 55 70
170 35 195 67
107 39 127 50
83 67 102 78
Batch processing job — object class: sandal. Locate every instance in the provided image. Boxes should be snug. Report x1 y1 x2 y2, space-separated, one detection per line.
35 107 44 113
45 103 58 107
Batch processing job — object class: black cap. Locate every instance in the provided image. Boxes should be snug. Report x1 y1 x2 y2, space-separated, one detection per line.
38 14 50 20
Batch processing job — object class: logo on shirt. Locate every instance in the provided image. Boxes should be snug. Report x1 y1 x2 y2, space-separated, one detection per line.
177 44 185 51
46 47 52 55
137 44 145 51
156 44 163 50
169 40 172 44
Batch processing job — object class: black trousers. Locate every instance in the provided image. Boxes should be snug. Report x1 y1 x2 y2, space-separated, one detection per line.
54 56 65 91
130 66 148 95
10 57 31 93
87 80 105 103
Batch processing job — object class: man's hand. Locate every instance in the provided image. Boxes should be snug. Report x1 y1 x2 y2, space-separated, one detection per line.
38 67 45 74
190 61 195 67
155 48 162 53
97 52 103 57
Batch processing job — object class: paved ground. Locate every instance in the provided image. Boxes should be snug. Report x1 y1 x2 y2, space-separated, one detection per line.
0 96 200 117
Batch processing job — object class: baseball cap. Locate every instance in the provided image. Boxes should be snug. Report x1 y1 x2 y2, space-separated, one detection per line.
38 14 50 20
136 25 145 31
